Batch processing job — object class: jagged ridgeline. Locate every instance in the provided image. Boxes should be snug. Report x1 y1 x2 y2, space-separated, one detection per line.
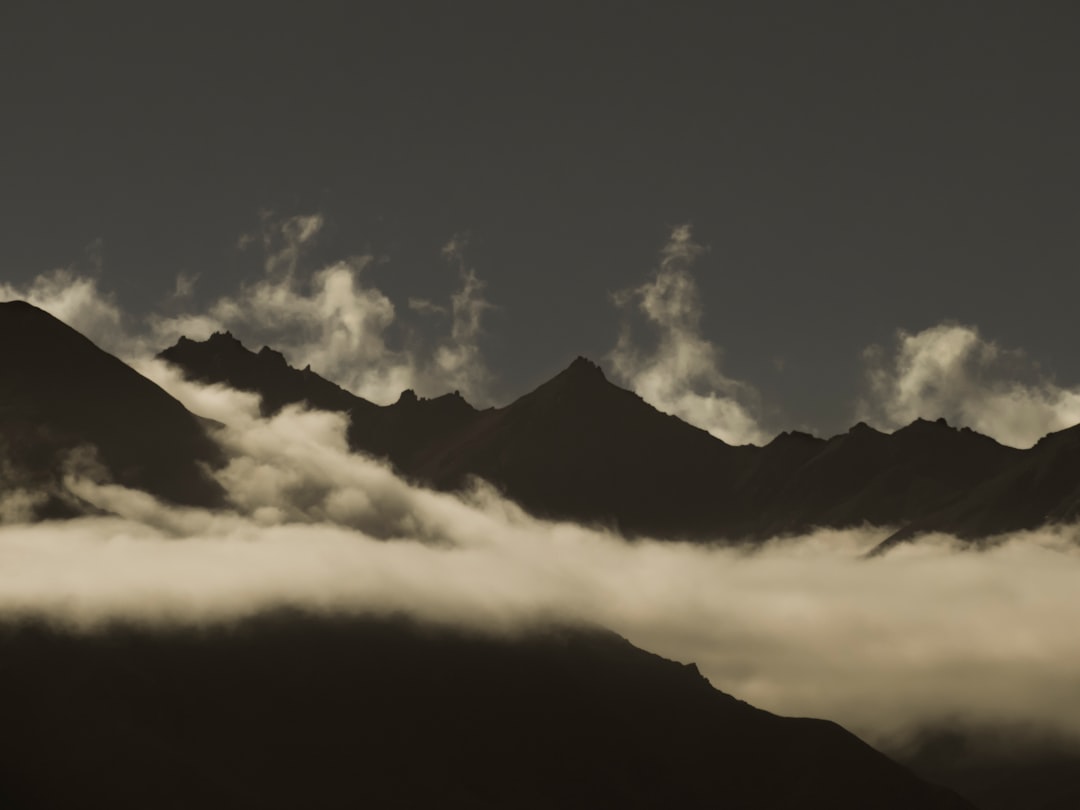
161 327 1080 548
3 299 1079 544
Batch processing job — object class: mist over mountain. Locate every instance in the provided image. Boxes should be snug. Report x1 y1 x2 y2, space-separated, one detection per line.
161 328 1079 547
0 301 224 517
7 5 1080 807
6 300 1080 808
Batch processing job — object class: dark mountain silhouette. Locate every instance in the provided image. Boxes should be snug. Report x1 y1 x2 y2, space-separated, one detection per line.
774 417 1020 545
160 332 481 468
0 301 225 513
891 726 1080 810
6 305 1074 807
0 613 973 810
877 422 1080 550
405 357 755 536
160 332 1070 544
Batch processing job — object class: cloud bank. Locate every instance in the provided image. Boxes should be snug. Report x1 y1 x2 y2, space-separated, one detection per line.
609 225 770 446
3 367 1080 750
860 323 1080 448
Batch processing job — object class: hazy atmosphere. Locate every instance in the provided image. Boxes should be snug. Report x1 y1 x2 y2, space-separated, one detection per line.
4 5 1080 808
4 363 1080 750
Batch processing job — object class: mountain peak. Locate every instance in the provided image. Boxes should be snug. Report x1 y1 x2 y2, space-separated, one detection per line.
908 416 951 429
562 355 607 382
521 356 618 406
205 330 244 347
1 298 38 312
766 429 823 448
199 330 247 352
848 421 886 437
0 299 78 337
0 301 226 511
257 345 288 366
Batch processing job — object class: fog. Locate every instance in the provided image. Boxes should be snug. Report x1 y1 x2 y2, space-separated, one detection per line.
2 365 1079 750
4 225 1080 752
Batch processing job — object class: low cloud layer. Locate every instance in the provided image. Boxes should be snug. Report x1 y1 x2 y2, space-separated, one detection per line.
3 366 1079 750
6 223 1080 751
860 323 1080 448
609 225 770 446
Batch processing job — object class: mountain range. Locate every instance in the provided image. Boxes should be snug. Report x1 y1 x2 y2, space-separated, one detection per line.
5 299 1080 808
4 298 1074 547
160 328 1080 548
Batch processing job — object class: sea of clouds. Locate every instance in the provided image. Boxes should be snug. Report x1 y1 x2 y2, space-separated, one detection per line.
1 363 1078 750
2 214 1080 753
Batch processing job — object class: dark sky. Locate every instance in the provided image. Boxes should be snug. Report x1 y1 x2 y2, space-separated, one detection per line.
3 2 1079 435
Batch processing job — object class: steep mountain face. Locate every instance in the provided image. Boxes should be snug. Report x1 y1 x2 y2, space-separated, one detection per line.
161 333 375 419
877 422 1080 550
159 332 482 470
407 357 752 535
0 302 225 513
159 333 1073 544
763 418 1020 540
0 613 973 810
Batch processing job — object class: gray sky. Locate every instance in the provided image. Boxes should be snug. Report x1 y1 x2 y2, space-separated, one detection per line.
3 2 1079 438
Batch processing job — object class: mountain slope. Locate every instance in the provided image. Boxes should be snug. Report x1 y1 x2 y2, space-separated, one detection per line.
162 337 753 537
159 331 483 470
877 422 1080 550
757 418 1020 539
159 333 1075 543
407 357 752 535
0 301 225 512
0 612 973 810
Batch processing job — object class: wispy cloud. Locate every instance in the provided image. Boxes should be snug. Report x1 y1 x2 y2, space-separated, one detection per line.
859 323 1080 447
608 225 770 445
430 234 493 399
0 267 128 354
1 213 495 405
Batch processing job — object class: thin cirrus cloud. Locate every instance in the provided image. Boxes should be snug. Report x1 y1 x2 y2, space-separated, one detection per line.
859 323 1080 448
608 225 771 446
3 363 1080 754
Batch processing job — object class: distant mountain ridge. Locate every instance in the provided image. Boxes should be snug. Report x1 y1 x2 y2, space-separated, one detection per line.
0 299 1073 545
159 330 1080 547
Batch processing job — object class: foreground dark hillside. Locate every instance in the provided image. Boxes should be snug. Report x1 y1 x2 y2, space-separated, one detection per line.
893 727 1080 810
0 613 971 810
